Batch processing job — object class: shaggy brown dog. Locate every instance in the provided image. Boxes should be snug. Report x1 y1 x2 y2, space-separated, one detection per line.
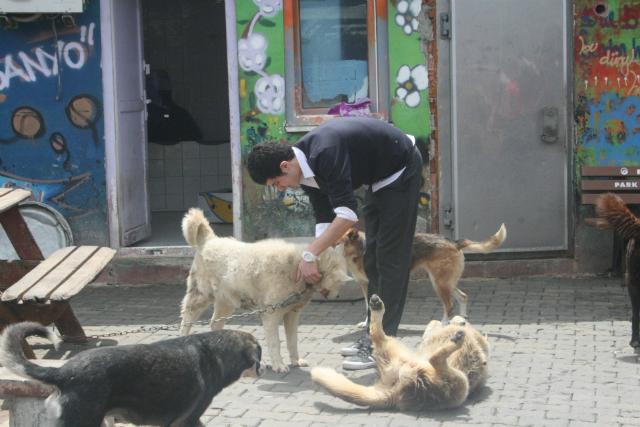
335 225 506 325
311 295 489 411
596 193 640 352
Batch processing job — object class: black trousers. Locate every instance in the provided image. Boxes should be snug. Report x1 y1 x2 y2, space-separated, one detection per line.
363 146 422 336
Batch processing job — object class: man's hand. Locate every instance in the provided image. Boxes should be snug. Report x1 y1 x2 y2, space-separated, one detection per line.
296 259 323 284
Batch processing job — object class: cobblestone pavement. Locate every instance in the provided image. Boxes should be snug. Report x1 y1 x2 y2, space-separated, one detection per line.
4 276 640 427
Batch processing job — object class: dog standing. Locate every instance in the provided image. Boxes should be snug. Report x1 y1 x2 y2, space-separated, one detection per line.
180 208 352 372
0 321 265 427
596 193 640 352
311 295 489 411
336 224 506 325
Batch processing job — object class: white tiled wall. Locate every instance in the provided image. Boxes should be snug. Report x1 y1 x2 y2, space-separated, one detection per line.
148 141 232 211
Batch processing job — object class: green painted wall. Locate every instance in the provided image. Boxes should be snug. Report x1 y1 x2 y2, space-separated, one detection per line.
235 0 431 241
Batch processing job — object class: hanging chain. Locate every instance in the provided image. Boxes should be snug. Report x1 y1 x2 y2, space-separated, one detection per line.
60 286 313 341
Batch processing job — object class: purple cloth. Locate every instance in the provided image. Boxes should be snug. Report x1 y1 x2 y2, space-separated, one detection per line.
327 97 372 118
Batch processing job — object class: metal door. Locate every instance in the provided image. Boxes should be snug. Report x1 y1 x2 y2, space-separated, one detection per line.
106 0 151 246
438 0 571 252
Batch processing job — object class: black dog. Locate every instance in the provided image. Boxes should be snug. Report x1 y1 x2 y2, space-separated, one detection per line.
0 322 266 427
596 193 640 352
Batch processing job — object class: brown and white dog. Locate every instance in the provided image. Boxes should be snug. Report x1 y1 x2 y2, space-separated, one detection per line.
179 208 352 372
311 295 489 411
335 224 506 325
596 193 640 353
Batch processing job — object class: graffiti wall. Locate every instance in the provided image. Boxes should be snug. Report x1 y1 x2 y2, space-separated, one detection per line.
0 2 108 246
575 0 640 173
236 0 431 240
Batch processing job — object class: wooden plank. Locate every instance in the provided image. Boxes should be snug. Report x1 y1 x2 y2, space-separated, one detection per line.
580 180 640 190
581 193 640 205
581 165 640 177
583 218 613 229
0 208 44 261
1 247 76 302
21 247 99 303
0 260 40 289
50 247 116 301
0 189 30 214
0 188 12 197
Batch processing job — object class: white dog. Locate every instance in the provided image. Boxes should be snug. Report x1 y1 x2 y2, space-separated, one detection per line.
179 208 352 372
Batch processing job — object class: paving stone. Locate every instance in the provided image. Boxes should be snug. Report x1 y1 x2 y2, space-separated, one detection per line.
0 277 634 427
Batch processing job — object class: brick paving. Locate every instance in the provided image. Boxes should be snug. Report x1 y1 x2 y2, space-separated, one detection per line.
2 276 640 426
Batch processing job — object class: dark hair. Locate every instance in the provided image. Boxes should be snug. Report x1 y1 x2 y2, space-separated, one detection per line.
246 140 295 185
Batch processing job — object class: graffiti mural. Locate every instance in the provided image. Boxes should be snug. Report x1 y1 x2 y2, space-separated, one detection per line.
0 2 108 245
575 1 640 174
236 0 432 239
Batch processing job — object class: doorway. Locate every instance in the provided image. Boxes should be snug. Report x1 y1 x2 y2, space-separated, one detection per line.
131 0 233 247
437 0 572 254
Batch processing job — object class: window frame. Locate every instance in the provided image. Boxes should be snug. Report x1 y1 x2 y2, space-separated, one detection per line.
283 0 390 132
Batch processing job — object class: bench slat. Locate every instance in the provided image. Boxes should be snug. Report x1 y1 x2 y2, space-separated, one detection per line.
50 247 116 301
581 193 640 204
0 189 30 214
580 180 640 190
1 247 77 302
581 166 640 177
0 188 12 197
22 246 100 303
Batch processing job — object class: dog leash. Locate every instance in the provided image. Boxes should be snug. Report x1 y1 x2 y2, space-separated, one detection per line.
59 283 315 341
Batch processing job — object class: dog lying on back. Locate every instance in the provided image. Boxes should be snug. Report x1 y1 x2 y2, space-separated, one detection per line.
180 208 352 372
0 321 265 427
336 225 506 325
596 193 640 352
311 295 489 411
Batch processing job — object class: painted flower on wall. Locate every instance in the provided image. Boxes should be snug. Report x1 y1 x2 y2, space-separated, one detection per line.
253 0 283 18
395 0 422 35
238 33 268 72
256 74 285 115
395 64 428 108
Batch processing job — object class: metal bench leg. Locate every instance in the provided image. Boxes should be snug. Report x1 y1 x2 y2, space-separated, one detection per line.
54 305 88 343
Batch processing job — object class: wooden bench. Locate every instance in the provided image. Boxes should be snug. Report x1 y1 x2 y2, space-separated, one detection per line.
0 360 118 426
0 188 116 358
580 165 640 276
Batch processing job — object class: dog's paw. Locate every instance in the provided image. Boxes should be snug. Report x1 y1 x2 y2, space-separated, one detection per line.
271 362 290 373
451 330 465 344
357 320 368 328
369 294 383 311
450 316 467 327
292 358 309 367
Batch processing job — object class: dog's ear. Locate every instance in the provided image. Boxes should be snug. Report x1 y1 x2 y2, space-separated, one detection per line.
334 243 345 256
347 228 359 241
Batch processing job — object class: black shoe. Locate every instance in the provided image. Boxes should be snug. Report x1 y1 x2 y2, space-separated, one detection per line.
340 334 370 357
342 345 376 370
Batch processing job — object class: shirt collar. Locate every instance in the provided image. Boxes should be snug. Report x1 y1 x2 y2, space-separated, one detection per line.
292 146 315 179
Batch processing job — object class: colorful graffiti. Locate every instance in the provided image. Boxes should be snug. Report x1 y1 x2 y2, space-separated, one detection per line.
238 0 285 115
575 1 640 173
0 2 107 246
236 0 432 239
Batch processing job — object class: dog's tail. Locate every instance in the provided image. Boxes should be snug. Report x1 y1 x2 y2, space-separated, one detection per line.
596 193 640 240
311 367 392 408
0 322 61 385
455 223 507 253
182 208 215 248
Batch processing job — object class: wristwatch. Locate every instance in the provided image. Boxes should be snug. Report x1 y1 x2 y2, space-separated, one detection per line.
302 251 317 262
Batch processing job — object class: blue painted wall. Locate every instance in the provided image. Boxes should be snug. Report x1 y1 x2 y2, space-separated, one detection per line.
0 2 108 246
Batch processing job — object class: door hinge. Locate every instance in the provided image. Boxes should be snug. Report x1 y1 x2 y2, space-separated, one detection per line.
443 203 454 229
440 12 451 39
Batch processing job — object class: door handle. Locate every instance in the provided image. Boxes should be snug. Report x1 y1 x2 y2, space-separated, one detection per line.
541 106 558 143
